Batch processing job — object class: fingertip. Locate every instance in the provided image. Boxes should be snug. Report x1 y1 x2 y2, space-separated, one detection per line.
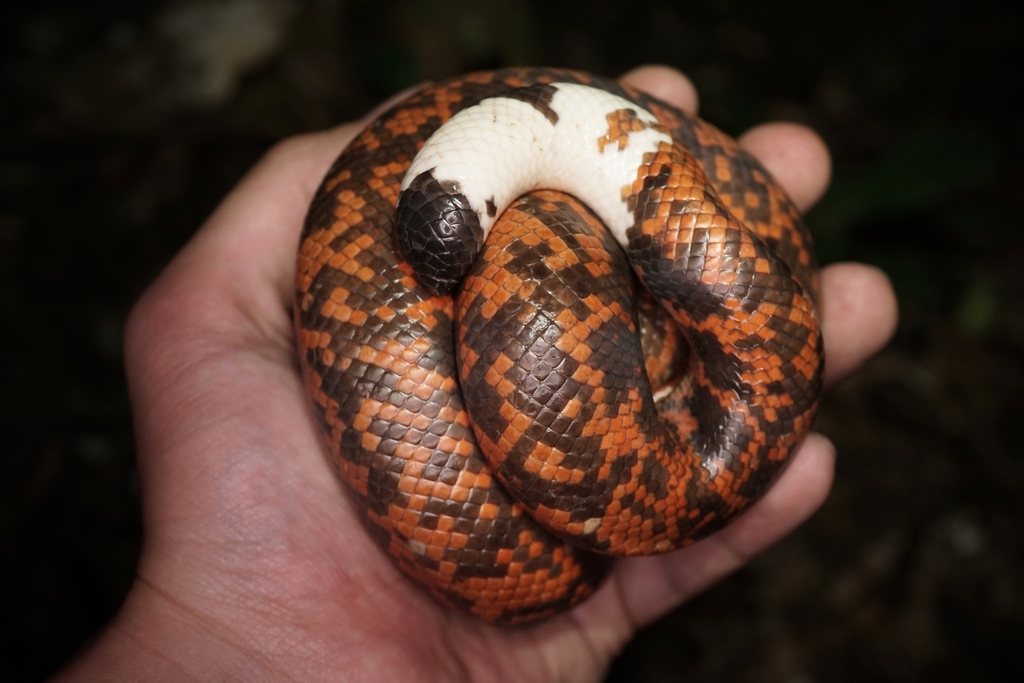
798 432 837 493
620 65 699 115
819 263 899 385
738 122 832 212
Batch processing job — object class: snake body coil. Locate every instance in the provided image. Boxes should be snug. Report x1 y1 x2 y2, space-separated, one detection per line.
295 68 823 624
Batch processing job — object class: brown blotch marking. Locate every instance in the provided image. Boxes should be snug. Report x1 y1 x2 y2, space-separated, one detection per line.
503 83 560 125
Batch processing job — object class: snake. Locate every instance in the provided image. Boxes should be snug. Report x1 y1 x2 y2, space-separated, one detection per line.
294 68 824 624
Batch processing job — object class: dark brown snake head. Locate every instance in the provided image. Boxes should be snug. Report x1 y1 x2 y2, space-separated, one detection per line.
394 169 484 296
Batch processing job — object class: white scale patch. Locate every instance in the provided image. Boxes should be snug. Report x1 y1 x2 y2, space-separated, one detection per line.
400 83 673 248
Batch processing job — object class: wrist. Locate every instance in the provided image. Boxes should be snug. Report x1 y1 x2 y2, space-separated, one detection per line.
51 580 255 682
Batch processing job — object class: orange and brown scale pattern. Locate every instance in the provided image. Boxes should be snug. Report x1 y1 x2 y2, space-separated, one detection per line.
295 67 823 623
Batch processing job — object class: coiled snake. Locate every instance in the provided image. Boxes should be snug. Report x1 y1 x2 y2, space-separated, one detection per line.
295 68 823 624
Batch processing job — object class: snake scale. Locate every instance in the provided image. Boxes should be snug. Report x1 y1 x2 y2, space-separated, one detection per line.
294 68 823 624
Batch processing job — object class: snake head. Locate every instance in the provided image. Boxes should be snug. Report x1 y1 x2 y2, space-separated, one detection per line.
394 169 484 297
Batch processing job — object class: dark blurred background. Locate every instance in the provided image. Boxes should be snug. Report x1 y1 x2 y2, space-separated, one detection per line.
2 0 1022 680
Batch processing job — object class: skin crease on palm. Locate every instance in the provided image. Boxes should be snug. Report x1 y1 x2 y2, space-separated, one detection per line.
52 66 897 683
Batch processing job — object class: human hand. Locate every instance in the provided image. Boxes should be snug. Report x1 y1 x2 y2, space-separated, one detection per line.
54 66 897 683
